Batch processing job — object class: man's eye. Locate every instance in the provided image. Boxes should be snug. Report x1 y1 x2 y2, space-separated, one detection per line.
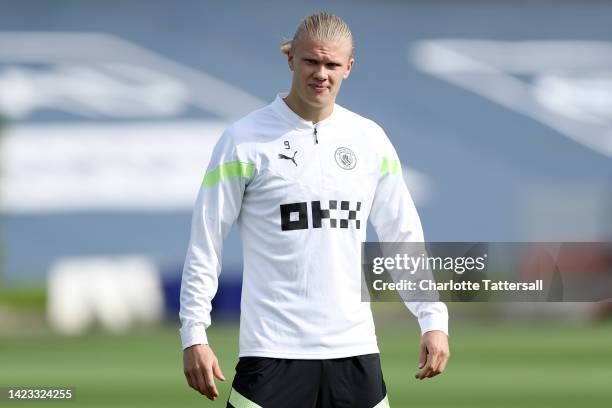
306 59 317 65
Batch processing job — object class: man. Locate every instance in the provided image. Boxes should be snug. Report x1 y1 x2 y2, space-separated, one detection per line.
180 12 450 408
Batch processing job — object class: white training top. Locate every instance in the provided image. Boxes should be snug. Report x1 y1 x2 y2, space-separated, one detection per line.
179 93 448 358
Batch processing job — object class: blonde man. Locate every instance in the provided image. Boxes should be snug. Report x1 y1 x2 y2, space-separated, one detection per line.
180 12 450 408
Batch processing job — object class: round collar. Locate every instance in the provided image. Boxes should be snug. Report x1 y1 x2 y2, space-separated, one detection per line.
272 92 339 130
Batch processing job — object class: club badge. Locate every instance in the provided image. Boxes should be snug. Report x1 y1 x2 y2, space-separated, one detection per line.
334 147 356 170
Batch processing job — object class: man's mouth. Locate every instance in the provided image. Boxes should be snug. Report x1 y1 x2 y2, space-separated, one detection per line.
309 84 329 93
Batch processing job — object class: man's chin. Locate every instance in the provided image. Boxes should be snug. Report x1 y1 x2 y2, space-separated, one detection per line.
306 93 332 107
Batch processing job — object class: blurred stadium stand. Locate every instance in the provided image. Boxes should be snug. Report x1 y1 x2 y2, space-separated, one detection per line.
0 1 610 324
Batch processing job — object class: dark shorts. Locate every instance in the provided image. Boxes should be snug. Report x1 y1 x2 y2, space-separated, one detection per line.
226 353 390 408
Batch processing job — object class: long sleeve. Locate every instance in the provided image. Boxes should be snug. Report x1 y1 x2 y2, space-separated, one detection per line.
369 131 449 335
179 129 254 349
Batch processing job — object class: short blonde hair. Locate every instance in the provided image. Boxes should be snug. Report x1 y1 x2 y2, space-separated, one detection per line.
281 12 354 57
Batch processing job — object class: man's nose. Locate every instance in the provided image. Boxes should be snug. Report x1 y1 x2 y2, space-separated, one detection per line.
313 65 328 81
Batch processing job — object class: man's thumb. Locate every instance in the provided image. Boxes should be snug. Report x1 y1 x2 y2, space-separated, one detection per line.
213 361 226 381
418 345 427 369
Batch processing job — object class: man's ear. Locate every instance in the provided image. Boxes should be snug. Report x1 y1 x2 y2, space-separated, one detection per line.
288 51 295 71
343 57 355 79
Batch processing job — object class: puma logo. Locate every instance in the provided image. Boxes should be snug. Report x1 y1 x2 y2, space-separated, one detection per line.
278 151 298 167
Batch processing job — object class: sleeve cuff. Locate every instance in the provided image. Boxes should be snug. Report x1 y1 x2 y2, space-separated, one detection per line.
180 323 209 350
418 313 449 336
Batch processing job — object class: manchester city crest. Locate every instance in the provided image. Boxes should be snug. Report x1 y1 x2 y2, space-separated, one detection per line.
334 147 356 170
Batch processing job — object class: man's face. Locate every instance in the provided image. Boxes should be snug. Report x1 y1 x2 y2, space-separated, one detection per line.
287 35 354 110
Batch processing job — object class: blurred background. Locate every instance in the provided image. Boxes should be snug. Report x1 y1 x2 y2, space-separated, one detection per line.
0 1 610 407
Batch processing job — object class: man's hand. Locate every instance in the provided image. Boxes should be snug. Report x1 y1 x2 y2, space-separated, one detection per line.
415 330 450 380
183 344 226 400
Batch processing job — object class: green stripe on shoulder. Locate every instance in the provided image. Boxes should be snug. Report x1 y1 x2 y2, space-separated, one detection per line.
228 387 263 408
380 157 401 176
202 161 255 188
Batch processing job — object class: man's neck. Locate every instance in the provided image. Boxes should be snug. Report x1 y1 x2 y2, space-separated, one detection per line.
283 93 334 124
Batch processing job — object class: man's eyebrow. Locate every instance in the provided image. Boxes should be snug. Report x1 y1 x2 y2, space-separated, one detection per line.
302 56 343 65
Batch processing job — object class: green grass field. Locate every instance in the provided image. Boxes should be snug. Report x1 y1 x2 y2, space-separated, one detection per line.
1 320 611 407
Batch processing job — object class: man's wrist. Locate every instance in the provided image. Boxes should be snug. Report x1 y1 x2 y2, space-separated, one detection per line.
422 329 447 336
184 343 207 351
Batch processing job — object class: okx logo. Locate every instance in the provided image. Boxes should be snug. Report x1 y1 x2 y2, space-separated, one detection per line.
280 200 361 231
